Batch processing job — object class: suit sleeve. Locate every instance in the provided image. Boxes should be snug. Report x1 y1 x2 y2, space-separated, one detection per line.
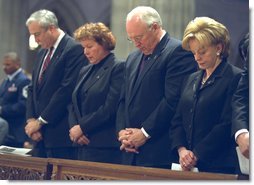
231 69 249 136
116 62 127 133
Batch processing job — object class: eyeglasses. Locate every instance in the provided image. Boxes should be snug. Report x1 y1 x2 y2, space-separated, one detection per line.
127 27 151 43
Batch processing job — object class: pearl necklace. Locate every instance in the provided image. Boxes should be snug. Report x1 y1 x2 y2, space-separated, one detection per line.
201 75 210 85
201 78 206 85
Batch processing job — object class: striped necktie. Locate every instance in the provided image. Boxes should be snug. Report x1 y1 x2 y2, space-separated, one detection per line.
38 47 54 84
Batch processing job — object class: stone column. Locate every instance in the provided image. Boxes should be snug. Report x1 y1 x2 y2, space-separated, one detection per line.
111 0 195 60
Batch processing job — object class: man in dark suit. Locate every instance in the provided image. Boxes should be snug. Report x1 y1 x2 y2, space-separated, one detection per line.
232 33 249 159
0 52 31 147
116 6 197 168
24 9 88 159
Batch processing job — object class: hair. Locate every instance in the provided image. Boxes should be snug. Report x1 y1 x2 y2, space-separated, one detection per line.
182 17 230 59
73 22 116 51
26 9 59 29
126 6 162 28
3 52 20 65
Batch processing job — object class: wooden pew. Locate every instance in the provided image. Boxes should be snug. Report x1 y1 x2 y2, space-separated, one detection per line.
0 154 51 180
0 154 248 180
48 158 243 180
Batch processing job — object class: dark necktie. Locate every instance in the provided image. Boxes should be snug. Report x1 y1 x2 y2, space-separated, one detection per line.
38 47 54 84
139 54 150 74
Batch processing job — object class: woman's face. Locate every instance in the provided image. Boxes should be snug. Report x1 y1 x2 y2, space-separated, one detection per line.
80 39 108 64
189 39 222 70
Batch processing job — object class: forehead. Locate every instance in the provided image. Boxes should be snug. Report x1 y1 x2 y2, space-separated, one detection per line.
28 21 43 33
3 58 14 64
189 39 206 50
126 17 147 35
80 39 97 46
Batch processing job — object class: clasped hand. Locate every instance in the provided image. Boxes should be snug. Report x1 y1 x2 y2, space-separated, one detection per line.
25 118 43 142
178 147 198 171
69 125 90 145
118 128 148 153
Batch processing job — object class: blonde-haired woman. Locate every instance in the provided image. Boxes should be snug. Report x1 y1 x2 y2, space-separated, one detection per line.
170 17 242 174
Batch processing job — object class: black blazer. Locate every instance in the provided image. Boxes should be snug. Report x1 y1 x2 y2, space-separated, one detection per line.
170 59 242 172
26 34 88 148
69 53 124 148
116 33 197 167
231 68 249 135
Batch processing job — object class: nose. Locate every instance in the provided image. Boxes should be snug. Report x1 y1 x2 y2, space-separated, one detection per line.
84 48 89 55
34 37 40 44
134 41 142 48
194 54 200 61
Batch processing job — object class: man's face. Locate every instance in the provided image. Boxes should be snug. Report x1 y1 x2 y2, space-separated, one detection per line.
3 58 19 75
27 21 53 49
126 18 156 55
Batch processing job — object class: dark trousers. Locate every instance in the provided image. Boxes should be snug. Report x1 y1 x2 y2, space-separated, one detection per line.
78 146 122 164
31 141 78 160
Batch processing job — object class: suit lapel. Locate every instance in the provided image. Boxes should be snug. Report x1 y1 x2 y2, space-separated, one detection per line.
128 34 169 104
127 54 142 100
36 34 68 91
72 65 93 119
35 50 47 87
84 54 114 92
72 54 114 119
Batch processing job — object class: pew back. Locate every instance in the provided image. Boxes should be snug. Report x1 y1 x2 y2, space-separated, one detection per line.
0 154 248 180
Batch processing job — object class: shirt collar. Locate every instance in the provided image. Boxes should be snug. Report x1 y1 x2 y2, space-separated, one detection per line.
51 29 65 55
7 68 22 81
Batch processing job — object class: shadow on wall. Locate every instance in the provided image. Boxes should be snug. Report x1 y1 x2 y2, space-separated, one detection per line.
195 0 249 68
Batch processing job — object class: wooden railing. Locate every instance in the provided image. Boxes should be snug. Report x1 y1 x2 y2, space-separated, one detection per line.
0 153 51 180
0 154 249 180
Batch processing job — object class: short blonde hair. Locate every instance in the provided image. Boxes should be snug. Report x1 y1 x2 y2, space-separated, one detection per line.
74 22 116 51
182 17 230 58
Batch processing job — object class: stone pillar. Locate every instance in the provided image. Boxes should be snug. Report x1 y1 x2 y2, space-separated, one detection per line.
111 0 195 60
0 0 29 80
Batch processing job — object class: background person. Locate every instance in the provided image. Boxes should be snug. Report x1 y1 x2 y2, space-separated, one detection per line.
232 32 249 159
0 52 31 147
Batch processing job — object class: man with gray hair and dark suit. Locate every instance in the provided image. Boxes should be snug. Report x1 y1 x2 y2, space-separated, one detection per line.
116 6 197 168
24 9 88 159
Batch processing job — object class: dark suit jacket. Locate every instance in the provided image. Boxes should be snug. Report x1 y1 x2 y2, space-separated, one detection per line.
69 53 124 148
231 68 249 135
170 59 242 172
0 70 30 144
26 34 88 148
116 33 197 167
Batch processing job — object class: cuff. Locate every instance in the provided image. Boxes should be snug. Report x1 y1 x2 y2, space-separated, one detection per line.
38 116 48 124
141 127 151 138
235 129 249 142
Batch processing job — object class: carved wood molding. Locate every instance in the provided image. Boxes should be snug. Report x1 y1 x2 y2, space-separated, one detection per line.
0 166 45 180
